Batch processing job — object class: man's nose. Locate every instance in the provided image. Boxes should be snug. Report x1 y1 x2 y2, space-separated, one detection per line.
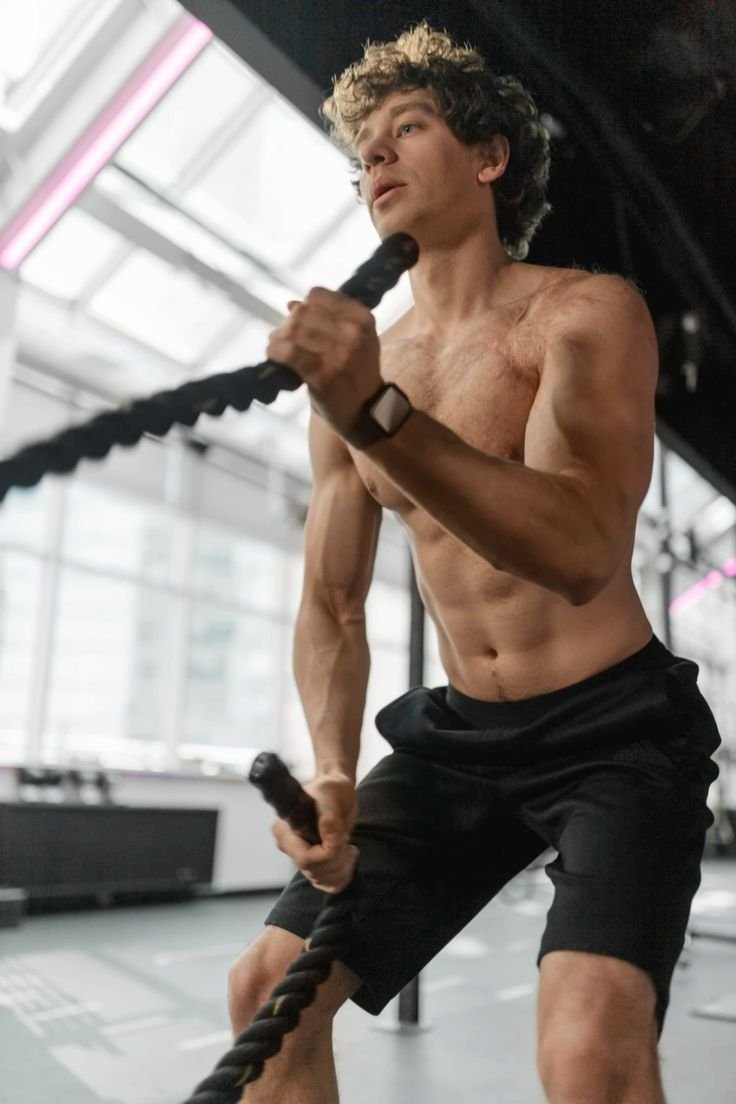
362 134 398 167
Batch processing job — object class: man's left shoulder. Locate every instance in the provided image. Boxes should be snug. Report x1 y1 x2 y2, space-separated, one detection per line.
555 267 647 309
543 268 654 340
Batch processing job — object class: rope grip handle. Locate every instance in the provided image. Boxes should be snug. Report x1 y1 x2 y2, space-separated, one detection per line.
249 751 320 846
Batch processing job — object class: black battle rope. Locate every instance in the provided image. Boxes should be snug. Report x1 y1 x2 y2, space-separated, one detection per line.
0 233 418 503
182 752 362 1104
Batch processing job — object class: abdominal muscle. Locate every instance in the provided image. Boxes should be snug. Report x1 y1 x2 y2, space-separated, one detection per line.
403 506 654 703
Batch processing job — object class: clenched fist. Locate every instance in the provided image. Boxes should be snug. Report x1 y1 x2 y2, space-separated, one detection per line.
266 288 384 441
271 770 359 894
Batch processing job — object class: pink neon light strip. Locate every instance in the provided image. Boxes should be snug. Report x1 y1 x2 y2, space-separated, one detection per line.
0 14 213 270
669 555 736 616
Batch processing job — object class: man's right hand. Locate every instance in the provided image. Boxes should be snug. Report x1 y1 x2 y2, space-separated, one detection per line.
271 771 359 894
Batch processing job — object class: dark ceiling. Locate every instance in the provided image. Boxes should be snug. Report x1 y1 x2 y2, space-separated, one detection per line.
183 0 736 502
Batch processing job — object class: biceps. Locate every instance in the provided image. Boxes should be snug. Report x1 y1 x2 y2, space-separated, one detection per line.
525 352 656 543
554 395 654 533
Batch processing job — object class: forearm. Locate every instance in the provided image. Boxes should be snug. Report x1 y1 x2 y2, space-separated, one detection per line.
293 599 370 782
365 410 599 605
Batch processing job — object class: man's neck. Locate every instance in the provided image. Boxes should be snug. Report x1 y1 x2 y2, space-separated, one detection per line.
405 232 518 340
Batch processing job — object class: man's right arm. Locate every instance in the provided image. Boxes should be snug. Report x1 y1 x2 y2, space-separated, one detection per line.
293 412 383 783
272 414 381 892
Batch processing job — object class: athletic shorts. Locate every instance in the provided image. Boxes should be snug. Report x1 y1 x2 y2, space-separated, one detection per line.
264 634 721 1038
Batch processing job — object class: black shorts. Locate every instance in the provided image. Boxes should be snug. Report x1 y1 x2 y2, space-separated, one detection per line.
265 635 721 1038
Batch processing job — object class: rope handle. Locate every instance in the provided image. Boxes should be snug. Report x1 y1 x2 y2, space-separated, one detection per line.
249 751 320 845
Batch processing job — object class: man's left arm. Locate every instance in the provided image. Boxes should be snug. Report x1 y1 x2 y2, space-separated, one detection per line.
364 275 659 606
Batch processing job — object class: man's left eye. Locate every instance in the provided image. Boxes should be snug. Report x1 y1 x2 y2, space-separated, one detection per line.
399 123 418 135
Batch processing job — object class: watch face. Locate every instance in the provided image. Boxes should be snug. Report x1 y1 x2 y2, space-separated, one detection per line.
371 386 410 432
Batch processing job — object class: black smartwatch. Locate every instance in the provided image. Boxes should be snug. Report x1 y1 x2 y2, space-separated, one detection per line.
342 383 413 450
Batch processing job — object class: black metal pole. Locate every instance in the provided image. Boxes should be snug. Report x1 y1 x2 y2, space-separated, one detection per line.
397 552 426 1027
407 554 426 690
658 441 674 650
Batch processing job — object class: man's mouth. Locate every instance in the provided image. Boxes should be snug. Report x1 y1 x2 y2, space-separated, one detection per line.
374 184 405 207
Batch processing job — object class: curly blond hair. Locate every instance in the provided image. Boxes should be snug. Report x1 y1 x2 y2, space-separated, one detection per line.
321 22 551 260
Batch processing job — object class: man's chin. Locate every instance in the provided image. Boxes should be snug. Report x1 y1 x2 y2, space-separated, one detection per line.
373 206 424 241
377 223 411 242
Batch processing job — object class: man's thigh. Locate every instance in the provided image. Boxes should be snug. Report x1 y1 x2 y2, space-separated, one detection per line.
531 736 712 1038
266 749 549 1016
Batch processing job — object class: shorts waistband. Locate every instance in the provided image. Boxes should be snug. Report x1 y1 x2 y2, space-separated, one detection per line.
446 634 676 727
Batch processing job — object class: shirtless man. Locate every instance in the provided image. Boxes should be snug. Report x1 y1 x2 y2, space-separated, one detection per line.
227 23 721 1104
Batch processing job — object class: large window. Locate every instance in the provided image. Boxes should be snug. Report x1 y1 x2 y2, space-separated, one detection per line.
0 468 301 772
45 569 172 769
638 441 736 745
0 481 51 551
181 601 280 765
0 400 416 777
191 522 281 613
0 0 93 104
0 550 43 760
63 482 174 582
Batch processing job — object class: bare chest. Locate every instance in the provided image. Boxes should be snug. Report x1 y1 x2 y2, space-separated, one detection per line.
350 330 541 511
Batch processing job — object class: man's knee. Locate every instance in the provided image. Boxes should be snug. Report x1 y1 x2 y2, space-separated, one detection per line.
537 951 660 1099
228 925 304 1026
228 924 361 1039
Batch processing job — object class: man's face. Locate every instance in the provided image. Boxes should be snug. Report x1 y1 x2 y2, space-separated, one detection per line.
354 89 492 236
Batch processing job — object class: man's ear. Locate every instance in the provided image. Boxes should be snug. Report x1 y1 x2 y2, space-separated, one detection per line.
477 134 510 184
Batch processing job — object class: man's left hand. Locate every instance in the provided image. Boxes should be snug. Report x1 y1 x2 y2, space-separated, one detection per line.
266 287 384 439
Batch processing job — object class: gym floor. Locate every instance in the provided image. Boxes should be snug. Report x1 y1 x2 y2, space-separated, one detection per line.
1 858 734 1104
